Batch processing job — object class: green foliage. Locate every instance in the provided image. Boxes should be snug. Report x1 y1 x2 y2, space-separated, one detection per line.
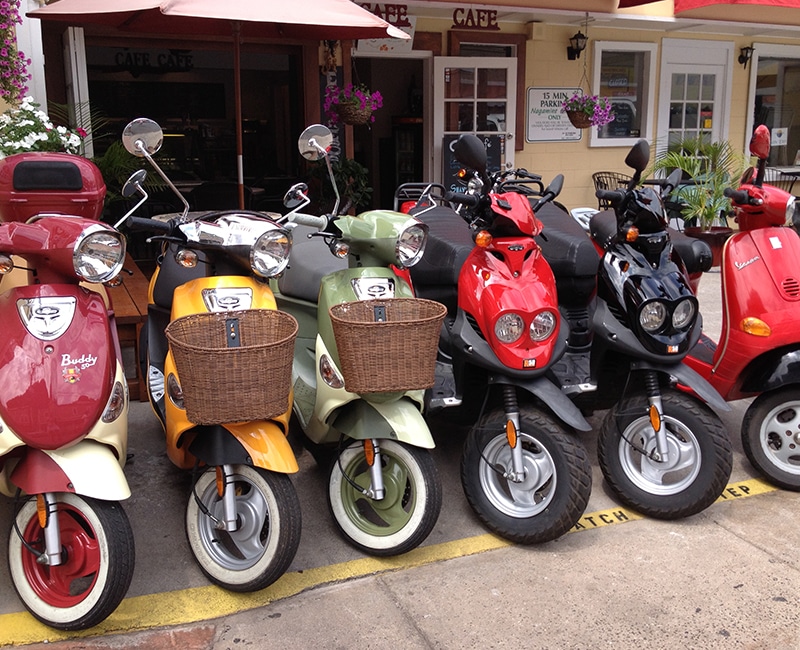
91 141 164 207
650 136 746 230
309 156 373 214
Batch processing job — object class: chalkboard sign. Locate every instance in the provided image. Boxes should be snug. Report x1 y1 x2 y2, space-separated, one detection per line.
442 134 504 194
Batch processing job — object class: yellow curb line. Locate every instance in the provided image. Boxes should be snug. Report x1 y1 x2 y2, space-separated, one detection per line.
0 477 777 647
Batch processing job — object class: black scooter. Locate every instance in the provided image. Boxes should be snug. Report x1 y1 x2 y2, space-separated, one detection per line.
539 139 733 519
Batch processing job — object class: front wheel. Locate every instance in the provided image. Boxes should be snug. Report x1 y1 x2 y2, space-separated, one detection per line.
8 494 135 631
460 408 592 544
742 387 800 490
598 390 733 519
328 440 442 556
186 465 301 592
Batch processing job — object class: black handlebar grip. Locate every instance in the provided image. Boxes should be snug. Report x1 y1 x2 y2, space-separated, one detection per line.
125 215 174 235
444 191 480 208
723 187 750 204
595 189 625 206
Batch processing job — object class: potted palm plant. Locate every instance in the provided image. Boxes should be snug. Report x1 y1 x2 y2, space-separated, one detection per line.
651 136 746 266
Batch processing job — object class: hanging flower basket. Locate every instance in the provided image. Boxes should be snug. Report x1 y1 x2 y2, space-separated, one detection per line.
566 109 593 129
562 92 615 129
335 101 373 126
324 83 383 126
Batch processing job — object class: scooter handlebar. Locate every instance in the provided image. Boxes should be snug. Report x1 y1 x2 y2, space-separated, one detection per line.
724 187 751 205
124 215 175 235
444 191 480 208
595 188 626 207
287 212 328 230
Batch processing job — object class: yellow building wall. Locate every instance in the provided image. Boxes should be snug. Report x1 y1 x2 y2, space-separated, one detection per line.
414 15 786 213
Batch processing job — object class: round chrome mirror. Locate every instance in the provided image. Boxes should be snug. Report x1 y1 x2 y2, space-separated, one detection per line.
298 124 333 161
283 182 309 209
121 169 147 198
122 118 164 157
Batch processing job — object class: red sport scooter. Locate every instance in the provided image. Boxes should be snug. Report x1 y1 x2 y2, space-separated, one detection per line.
0 152 134 629
401 134 592 544
684 124 800 490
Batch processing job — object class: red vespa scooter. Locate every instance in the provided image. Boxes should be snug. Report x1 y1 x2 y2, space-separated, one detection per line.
0 152 135 630
684 125 800 490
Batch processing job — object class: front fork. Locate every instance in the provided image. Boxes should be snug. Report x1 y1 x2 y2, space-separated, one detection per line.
337 438 386 500
21 493 64 567
503 386 526 483
644 371 669 462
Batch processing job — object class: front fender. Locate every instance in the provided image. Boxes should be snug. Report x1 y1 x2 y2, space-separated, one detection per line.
490 375 592 432
740 347 800 394
187 421 298 474
8 441 130 500
631 359 731 412
333 397 435 449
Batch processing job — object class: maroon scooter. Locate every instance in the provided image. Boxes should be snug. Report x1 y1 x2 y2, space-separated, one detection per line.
0 152 134 630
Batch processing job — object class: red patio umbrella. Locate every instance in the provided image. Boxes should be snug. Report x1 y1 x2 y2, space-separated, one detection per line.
28 0 408 208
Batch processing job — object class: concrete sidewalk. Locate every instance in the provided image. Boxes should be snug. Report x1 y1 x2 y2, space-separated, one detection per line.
4 271 800 650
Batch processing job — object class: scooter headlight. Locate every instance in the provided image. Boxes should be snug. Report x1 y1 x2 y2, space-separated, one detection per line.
639 300 667 332
251 228 291 278
395 221 428 268
495 312 524 343
530 310 557 342
672 298 696 330
74 227 126 282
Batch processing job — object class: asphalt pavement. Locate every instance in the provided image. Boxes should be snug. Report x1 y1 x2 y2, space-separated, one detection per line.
1 270 798 650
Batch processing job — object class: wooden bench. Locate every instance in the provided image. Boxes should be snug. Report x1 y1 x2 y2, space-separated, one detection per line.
106 253 150 401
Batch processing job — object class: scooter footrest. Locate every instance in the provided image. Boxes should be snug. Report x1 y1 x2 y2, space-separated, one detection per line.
551 352 596 395
425 361 461 411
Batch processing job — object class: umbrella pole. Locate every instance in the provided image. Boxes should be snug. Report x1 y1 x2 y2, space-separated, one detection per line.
233 20 245 209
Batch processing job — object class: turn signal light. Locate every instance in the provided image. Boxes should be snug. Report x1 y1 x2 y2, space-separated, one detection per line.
741 317 771 337
0 253 13 274
176 248 198 268
625 226 640 242
457 168 468 180
476 231 493 248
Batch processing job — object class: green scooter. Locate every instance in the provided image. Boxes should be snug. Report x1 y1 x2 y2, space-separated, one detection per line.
273 124 445 556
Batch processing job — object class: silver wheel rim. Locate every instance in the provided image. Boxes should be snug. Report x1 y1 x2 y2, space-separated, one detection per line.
617 414 701 495
195 472 271 571
758 399 800 476
478 432 556 519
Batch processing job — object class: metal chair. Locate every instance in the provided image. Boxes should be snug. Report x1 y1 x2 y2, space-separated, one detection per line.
592 171 632 210
764 168 797 195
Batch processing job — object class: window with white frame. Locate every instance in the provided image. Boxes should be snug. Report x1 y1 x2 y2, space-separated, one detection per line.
590 42 657 147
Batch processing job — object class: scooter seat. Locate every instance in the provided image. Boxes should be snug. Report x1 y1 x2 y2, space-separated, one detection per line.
535 202 600 280
279 225 348 302
408 205 474 286
670 228 713 274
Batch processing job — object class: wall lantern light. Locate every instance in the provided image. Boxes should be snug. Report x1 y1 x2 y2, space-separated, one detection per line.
567 31 587 60
738 46 754 69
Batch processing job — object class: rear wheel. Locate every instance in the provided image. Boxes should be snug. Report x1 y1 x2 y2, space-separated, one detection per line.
461 407 592 544
742 388 800 490
328 439 442 556
598 390 733 519
186 465 301 592
8 494 134 631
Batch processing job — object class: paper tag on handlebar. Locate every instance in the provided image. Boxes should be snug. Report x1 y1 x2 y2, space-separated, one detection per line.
373 306 387 322
225 318 241 348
